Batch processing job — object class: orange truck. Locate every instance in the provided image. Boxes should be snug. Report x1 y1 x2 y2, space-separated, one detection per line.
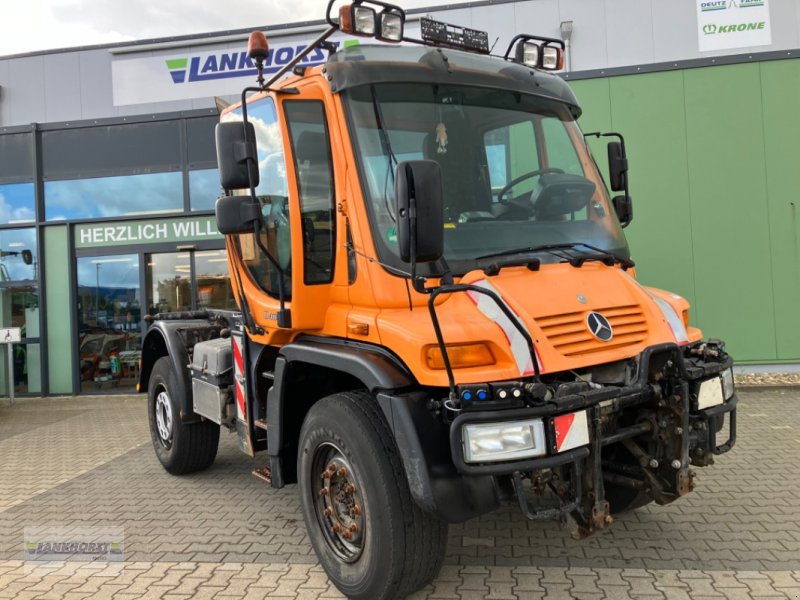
138 2 737 598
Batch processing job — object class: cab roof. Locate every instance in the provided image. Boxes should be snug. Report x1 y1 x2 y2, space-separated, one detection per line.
323 44 582 119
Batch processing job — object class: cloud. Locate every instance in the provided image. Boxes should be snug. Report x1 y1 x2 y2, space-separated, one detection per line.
0 0 474 56
0 192 35 223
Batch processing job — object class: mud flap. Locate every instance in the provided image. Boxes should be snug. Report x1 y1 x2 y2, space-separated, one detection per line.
232 330 254 457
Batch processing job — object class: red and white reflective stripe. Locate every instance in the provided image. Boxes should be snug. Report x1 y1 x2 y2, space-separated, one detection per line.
232 335 246 422
553 410 590 453
466 279 540 376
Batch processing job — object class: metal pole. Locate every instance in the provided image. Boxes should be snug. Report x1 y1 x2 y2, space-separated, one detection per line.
7 344 14 406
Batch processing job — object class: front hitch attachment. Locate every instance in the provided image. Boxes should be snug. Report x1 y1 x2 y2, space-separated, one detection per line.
510 461 583 522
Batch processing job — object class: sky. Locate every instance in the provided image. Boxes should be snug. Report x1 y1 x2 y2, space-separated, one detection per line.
0 0 474 57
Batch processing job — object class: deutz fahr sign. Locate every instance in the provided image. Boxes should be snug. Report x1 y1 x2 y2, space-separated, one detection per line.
697 0 771 52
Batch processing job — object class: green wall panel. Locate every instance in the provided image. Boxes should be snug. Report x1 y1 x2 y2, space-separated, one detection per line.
568 59 800 362
760 60 800 360
44 225 74 394
683 64 775 361
607 72 696 307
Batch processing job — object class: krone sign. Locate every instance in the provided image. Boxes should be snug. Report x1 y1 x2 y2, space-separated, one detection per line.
697 0 771 52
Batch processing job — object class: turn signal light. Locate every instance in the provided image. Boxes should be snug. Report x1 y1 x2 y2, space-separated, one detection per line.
425 343 495 370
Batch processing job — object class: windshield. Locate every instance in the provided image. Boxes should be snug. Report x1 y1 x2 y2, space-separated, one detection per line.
345 83 629 275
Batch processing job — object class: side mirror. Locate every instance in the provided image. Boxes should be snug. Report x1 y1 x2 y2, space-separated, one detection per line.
215 121 259 190
395 160 444 263
607 141 628 192
21 249 33 265
612 194 633 228
215 195 262 235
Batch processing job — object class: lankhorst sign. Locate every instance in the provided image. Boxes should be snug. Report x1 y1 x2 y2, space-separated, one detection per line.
111 33 359 106
697 0 771 52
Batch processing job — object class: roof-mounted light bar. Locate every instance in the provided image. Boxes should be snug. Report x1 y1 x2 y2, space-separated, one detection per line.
420 17 489 54
504 34 565 71
328 0 405 43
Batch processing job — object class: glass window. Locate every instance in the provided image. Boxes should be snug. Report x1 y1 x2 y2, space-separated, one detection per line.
146 252 193 315
285 101 336 285
76 254 141 394
223 97 291 298
542 117 584 176
0 286 38 336
0 343 41 395
346 83 628 275
45 172 183 221
189 168 221 211
0 183 35 224
195 250 236 310
0 228 37 282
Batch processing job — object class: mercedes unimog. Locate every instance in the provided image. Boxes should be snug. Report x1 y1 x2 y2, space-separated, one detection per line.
138 2 738 598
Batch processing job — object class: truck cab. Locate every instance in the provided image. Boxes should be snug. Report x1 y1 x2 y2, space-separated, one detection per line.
138 3 737 599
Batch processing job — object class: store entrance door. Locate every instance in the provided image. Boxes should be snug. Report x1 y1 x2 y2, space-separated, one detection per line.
76 254 142 394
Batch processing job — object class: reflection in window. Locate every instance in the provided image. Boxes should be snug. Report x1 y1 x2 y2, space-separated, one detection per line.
45 172 183 221
0 286 39 336
146 252 192 315
0 183 35 224
76 255 141 394
0 228 37 281
189 168 221 212
195 250 236 310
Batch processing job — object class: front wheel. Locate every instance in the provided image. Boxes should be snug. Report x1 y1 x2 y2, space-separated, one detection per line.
298 391 448 600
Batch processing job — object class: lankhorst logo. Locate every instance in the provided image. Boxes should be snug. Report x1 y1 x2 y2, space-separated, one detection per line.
166 39 360 84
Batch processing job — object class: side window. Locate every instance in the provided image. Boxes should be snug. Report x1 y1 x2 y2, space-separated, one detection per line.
483 120 539 201
284 101 336 285
224 97 291 298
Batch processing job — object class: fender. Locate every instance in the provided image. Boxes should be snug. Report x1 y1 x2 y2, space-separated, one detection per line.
265 335 415 486
139 318 224 423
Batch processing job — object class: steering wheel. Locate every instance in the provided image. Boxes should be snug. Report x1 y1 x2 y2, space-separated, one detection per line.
497 168 565 203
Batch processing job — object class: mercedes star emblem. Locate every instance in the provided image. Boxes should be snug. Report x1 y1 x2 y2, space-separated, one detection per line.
586 312 613 342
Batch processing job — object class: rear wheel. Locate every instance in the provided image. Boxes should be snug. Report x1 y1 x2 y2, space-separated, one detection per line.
298 391 448 600
147 356 220 475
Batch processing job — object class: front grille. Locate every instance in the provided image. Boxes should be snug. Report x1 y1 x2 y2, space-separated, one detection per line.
537 305 648 357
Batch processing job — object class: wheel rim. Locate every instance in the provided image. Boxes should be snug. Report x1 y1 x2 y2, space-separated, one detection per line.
311 442 365 562
154 388 173 449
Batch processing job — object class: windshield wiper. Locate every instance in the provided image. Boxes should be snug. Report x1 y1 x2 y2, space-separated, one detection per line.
476 242 634 270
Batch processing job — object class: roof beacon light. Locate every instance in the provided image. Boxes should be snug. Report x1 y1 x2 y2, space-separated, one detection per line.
505 34 565 71
247 31 270 86
378 10 404 42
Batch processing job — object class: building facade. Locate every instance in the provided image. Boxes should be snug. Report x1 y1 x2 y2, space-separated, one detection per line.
1 0 799 396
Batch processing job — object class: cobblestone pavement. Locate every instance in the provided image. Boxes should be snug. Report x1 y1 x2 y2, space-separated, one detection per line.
0 389 798 599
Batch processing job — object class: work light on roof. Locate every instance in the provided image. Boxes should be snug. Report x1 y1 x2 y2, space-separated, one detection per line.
336 0 405 43
505 34 566 71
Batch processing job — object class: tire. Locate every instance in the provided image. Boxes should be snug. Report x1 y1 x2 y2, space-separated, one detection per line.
298 391 448 600
602 443 652 514
147 356 220 475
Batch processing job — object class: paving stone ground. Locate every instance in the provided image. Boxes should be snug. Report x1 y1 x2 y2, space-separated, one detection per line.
0 389 798 599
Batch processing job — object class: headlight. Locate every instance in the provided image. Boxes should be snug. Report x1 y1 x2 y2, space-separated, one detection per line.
378 11 404 42
697 377 724 409
720 367 735 400
462 419 546 463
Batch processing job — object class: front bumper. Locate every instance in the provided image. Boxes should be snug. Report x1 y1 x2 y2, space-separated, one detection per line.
383 341 737 526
